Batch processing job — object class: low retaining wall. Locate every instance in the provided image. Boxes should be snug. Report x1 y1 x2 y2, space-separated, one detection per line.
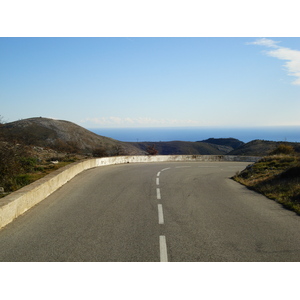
0 155 260 229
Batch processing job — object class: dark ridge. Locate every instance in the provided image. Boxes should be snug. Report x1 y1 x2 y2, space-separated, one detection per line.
199 138 244 149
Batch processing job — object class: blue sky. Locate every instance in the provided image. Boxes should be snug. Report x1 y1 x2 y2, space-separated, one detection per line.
1 37 300 128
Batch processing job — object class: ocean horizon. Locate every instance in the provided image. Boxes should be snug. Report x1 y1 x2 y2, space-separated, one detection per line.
89 126 300 143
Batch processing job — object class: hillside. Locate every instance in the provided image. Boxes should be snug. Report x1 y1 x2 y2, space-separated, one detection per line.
0 117 142 155
228 140 300 156
126 140 232 155
233 144 300 214
199 138 244 150
1 118 299 157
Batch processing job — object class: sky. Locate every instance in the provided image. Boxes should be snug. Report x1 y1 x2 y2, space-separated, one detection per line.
1 37 300 129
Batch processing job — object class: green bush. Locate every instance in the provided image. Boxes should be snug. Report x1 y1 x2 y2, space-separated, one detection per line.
270 144 295 155
19 157 38 172
15 174 32 186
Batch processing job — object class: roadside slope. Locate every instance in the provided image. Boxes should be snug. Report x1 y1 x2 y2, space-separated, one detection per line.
229 139 300 156
233 144 300 214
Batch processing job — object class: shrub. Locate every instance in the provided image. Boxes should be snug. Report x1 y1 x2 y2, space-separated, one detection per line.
0 143 39 191
19 157 38 173
52 139 80 154
92 147 108 157
0 144 27 190
146 144 158 155
15 174 32 187
270 144 295 155
109 145 126 156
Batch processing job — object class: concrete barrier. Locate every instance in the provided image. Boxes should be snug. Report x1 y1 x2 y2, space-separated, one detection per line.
0 155 260 229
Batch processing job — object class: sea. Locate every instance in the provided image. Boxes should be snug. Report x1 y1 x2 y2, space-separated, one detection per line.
89 126 300 143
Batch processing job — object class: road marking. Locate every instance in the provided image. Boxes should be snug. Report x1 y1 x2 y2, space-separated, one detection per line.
159 235 168 262
158 204 164 224
175 166 191 168
156 168 170 262
156 188 161 200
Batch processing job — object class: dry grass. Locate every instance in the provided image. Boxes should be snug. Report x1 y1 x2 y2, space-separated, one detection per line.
233 150 300 214
0 157 81 198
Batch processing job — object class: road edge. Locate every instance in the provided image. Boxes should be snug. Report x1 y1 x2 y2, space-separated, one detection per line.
0 155 260 229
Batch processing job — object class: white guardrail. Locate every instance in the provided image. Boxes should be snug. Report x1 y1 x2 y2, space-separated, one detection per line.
0 155 261 229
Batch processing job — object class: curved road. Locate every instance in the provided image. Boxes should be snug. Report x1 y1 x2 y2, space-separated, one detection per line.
1 161 300 262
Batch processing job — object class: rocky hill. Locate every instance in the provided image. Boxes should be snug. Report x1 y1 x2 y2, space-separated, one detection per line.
0 117 143 155
228 140 300 156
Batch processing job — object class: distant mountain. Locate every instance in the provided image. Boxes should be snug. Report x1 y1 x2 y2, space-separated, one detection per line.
199 138 244 150
2 118 298 157
126 140 233 155
228 139 300 156
0 117 142 155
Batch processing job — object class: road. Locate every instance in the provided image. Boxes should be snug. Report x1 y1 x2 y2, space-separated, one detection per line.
1 161 300 262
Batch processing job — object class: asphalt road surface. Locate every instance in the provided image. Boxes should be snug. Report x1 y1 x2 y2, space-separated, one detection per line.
1 161 300 262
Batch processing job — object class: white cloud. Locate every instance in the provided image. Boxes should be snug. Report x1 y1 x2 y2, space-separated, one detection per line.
81 117 202 127
248 38 281 48
249 38 300 85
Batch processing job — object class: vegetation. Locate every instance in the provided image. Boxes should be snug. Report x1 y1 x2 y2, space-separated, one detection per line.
269 143 295 155
146 144 158 155
92 144 126 157
0 140 130 197
233 144 300 214
199 138 244 149
0 142 81 197
0 117 141 197
229 139 300 156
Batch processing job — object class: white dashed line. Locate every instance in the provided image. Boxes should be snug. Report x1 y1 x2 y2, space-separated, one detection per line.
159 235 168 262
157 167 171 262
175 166 191 168
158 204 164 224
156 188 161 200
